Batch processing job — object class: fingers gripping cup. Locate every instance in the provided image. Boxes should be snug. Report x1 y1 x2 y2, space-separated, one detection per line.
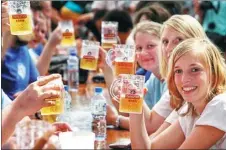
106 44 136 76
38 76 64 115
110 74 145 114
8 1 33 35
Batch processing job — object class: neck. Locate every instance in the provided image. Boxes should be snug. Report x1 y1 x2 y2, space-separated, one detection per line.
192 99 208 115
151 67 162 82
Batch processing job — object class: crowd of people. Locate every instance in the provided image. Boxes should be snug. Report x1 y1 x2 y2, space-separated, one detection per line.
1 1 226 149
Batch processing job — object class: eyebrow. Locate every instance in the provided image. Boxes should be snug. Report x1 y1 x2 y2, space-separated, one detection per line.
174 63 202 69
162 36 184 41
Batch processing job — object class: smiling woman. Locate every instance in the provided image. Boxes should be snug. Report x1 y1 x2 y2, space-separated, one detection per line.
167 38 226 115
164 38 226 149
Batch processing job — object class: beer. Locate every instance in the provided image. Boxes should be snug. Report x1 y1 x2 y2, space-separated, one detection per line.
119 95 143 114
101 21 118 51
42 114 58 123
114 61 135 76
101 42 117 51
9 14 32 35
80 40 100 70
80 57 98 70
40 97 64 115
61 32 76 47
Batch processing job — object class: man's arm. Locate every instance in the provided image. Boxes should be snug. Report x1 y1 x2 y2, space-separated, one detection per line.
36 27 62 75
2 103 28 144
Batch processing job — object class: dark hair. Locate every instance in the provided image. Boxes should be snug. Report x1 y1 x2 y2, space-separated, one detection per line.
134 4 171 25
155 1 182 15
30 1 43 11
135 1 182 15
103 9 133 33
135 1 152 12
93 9 108 22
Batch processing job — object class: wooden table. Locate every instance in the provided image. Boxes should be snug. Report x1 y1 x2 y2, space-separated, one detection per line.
107 127 130 148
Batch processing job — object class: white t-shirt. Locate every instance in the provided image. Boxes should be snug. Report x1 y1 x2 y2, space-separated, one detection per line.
165 110 179 124
179 93 226 149
165 103 188 124
153 91 173 118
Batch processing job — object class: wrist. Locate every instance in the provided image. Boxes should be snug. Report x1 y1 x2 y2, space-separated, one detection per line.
6 103 25 124
45 41 55 50
115 115 121 128
11 99 28 121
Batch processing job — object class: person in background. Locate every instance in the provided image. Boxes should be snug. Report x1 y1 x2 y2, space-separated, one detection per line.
1 5 72 145
130 38 226 149
85 9 108 42
103 9 133 45
134 21 167 109
193 1 226 55
1 2 62 100
135 1 182 15
134 3 171 25
129 3 171 82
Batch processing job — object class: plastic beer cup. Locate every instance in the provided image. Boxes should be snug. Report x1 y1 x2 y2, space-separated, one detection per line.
106 44 136 76
37 76 64 115
110 74 145 114
8 1 33 35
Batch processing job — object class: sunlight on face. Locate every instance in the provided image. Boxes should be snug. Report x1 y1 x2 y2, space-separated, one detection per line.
174 51 210 105
135 32 160 72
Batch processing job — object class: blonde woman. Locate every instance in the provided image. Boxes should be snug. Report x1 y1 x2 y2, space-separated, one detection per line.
131 38 226 149
107 15 208 134
104 21 167 130
129 15 212 148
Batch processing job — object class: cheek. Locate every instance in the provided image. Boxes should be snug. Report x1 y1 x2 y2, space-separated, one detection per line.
174 75 182 87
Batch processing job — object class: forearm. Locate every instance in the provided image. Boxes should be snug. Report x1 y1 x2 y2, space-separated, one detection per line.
2 104 24 144
149 121 171 139
143 102 165 135
1 32 15 59
102 65 114 90
143 102 153 134
130 113 151 149
36 42 55 75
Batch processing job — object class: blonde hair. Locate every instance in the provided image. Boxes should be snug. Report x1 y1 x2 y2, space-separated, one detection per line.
167 38 226 116
133 21 162 40
159 15 207 79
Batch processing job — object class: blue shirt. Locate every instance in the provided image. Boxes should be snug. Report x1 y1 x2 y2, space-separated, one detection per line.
203 1 226 36
144 74 167 109
32 43 43 56
136 68 152 82
1 89 12 109
2 45 39 100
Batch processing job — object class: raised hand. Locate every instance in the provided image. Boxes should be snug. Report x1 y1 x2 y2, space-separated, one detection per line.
13 74 62 117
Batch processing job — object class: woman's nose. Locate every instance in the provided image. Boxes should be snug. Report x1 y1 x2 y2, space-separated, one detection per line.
182 72 192 84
